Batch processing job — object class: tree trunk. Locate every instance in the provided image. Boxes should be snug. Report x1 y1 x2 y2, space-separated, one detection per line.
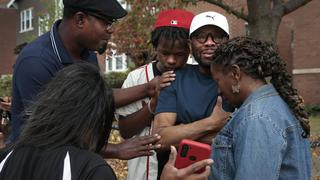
247 0 280 43
199 0 313 44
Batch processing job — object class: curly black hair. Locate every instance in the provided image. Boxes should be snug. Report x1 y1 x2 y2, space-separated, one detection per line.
213 37 310 138
151 26 189 50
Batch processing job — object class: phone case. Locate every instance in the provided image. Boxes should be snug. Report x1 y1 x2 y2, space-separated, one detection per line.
175 139 211 173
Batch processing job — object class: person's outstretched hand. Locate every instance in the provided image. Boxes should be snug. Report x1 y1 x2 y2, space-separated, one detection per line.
0 97 11 111
161 146 213 180
101 134 161 160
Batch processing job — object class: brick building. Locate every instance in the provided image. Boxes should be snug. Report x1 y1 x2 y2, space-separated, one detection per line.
0 6 17 76
0 0 128 75
285 0 320 105
0 0 49 76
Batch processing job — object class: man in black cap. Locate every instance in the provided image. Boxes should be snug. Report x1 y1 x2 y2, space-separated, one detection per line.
9 0 161 160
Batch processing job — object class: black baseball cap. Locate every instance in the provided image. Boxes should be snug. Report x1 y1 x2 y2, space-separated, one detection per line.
63 0 127 21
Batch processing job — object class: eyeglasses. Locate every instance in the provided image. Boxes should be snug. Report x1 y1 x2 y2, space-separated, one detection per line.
193 32 227 44
86 12 116 31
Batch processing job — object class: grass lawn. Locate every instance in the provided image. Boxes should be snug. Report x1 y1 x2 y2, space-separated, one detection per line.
310 116 320 135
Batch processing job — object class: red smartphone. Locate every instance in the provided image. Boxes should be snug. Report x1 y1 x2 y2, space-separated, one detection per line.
175 139 211 173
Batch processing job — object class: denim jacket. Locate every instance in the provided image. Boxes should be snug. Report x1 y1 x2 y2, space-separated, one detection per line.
209 85 311 180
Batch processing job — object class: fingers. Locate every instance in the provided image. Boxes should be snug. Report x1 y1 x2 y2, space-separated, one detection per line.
141 143 161 152
191 165 212 180
161 71 176 81
189 159 213 173
211 96 228 117
166 146 177 166
181 159 213 176
215 96 223 109
159 71 175 88
0 102 11 111
131 134 161 154
129 144 161 158
136 134 161 146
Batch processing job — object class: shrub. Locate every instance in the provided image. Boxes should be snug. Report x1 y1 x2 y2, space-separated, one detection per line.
306 105 320 117
104 71 128 88
0 71 129 97
0 75 13 97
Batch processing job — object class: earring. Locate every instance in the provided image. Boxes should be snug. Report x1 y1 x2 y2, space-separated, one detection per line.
231 84 240 94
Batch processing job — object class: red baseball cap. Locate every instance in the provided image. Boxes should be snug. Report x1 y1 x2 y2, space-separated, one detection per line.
153 9 194 30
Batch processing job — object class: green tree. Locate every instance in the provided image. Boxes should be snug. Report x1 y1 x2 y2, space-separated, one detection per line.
38 0 63 34
0 75 12 97
183 0 313 43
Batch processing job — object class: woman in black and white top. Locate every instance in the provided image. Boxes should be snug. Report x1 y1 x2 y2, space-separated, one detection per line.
0 63 117 180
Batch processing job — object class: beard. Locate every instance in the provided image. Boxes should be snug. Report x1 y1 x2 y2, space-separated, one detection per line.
191 47 212 68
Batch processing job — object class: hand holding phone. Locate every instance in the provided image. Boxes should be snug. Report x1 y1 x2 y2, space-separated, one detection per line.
161 146 213 180
175 139 212 173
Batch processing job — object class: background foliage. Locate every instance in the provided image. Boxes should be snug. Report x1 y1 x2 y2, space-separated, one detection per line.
0 75 12 97
307 105 320 117
0 72 128 97
104 71 129 88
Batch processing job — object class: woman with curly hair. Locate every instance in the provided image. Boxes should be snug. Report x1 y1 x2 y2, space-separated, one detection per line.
209 37 311 180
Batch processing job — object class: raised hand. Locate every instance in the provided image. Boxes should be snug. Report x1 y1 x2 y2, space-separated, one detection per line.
101 134 161 160
158 70 176 89
161 146 213 180
208 96 230 132
147 71 175 97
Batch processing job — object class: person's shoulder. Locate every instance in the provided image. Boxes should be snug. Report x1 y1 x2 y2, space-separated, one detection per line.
15 33 54 68
19 32 51 58
66 147 116 179
67 146 106 165
173 64 199 80
48 146 115 180
52 146 107 167
130 63 153 74
175 64 197 74
125 63 153 80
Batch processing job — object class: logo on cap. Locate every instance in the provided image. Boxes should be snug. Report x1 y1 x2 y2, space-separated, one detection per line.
170 20 178 25
206 15 216 21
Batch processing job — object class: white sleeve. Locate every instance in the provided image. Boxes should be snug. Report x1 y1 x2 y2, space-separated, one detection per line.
115 69 148 117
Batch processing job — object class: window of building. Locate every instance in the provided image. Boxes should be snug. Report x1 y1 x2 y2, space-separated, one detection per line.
108 58 113 71
116 56 123 70
20 8 33 33
104 53 128 73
